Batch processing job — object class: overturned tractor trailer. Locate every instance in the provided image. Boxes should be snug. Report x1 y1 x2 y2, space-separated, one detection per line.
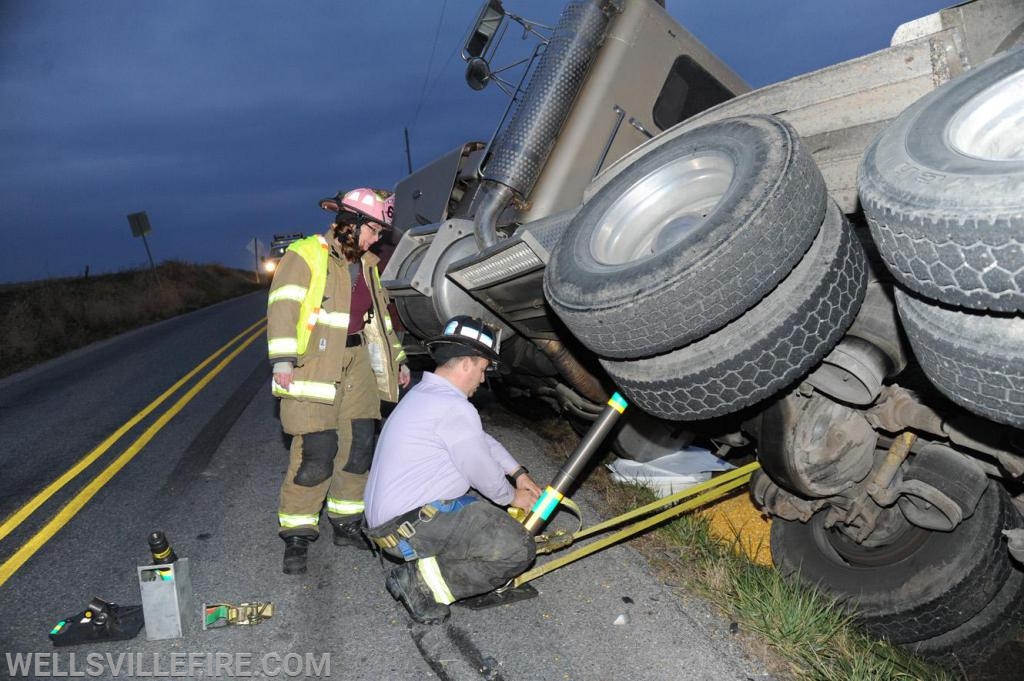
381 0 1024 660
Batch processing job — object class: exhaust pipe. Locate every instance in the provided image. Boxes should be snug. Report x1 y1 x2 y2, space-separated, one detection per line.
474 0 616 250
532 338 607 404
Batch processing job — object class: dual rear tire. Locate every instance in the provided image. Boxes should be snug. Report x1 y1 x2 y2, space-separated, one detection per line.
859 46 1024 428
768 45 1024 665
545 115 865 420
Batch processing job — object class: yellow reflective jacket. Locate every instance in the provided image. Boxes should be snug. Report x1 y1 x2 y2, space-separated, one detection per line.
266 233 406 404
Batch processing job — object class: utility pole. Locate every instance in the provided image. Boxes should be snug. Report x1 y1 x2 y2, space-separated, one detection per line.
253 237 261 284
404 127 413 175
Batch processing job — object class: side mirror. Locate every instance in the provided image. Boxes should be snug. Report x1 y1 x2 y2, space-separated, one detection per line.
465 58 491 91
462 0 505 61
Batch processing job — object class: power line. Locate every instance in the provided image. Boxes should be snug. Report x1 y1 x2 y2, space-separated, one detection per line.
409 0 449 132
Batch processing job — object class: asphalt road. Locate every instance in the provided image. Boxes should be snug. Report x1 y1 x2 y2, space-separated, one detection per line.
0 292 771 681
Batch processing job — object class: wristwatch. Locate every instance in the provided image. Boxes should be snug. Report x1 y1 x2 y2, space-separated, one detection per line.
510 465 529 482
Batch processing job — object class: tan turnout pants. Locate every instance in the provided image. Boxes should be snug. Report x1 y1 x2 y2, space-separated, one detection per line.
277 345 380 538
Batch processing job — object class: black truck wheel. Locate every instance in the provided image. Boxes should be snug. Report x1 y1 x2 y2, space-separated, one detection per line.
601 200 865 421
907 510 1024 667
544 114 825 359
770 481 1014 644
895 288 1024 429
859 47 1024 312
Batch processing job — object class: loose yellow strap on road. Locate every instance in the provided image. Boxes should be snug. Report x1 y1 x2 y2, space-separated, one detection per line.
202 602 274 629
513 461 760 587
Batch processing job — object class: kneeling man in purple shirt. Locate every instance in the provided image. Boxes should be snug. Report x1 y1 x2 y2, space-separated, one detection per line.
364 315 542 624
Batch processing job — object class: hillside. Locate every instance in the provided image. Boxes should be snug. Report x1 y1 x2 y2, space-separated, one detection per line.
0 261 265 379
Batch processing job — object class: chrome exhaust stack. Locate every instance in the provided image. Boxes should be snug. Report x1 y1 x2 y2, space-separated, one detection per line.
473 0 617 250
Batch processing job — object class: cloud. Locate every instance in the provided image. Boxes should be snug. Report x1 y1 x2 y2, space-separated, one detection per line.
0 0 953 282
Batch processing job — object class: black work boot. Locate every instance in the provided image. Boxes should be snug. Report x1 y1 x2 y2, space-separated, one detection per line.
385 563 451 625
282 536 311 575
331 519 371 550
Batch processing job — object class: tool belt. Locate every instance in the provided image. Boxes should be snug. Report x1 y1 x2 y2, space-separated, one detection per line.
367 495 477 561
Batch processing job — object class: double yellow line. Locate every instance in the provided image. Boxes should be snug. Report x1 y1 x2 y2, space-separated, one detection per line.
0 318 267 587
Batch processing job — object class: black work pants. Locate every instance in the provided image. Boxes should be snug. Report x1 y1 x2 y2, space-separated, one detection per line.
373 499 535 601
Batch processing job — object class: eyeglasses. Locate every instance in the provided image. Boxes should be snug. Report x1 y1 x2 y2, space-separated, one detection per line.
335 210 384 236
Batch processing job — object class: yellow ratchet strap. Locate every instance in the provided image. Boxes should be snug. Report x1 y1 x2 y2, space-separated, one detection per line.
532 497 584 555
512 461 760 587
509 498 583 555
202 602 274 629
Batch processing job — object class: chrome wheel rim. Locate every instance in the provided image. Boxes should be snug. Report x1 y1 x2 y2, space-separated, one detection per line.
589 151 734 266
948 68 1024 161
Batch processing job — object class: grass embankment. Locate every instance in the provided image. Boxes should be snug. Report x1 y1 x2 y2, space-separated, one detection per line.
531 416 956 681
0 261 264 379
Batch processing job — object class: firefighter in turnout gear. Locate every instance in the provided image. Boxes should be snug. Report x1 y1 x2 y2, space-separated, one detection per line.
267 187 410 575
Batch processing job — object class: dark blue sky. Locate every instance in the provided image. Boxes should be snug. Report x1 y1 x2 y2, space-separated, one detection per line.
0 0 951 283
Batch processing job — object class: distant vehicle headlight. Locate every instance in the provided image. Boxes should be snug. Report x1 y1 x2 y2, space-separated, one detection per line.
263 260 277 273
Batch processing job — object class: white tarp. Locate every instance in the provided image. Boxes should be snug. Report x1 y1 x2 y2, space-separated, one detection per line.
606 447 735 498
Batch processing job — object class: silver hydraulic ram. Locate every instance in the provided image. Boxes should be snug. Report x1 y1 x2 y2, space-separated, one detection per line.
522 392 628 535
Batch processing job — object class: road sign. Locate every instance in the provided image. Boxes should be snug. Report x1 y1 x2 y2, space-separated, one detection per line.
127 211 152 237
127 211 156 269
